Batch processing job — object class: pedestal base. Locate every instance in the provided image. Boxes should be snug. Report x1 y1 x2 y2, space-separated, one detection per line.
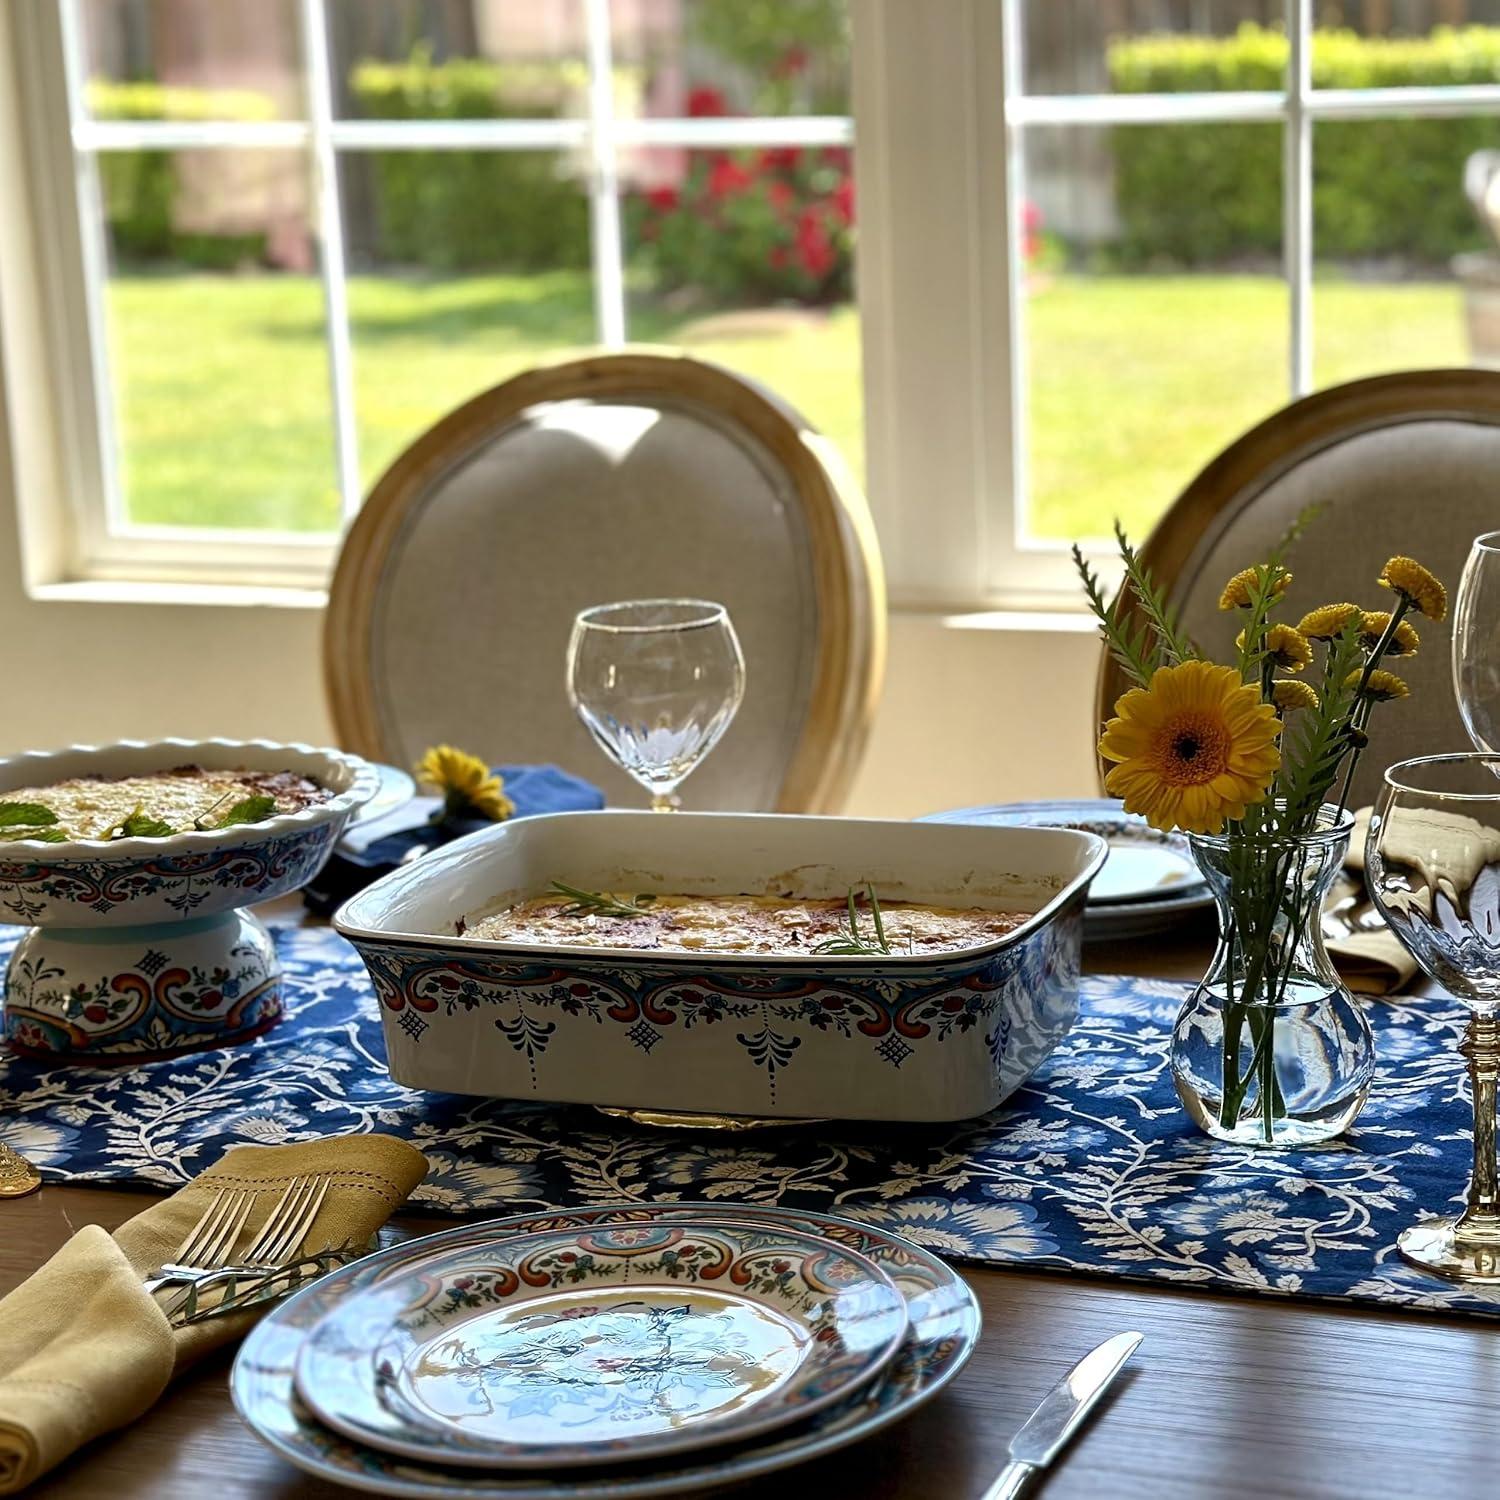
3 908 283 1061
1398 1218 1500 1284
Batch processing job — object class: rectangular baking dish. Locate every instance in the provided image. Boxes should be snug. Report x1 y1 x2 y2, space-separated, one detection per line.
335 811 1106 1122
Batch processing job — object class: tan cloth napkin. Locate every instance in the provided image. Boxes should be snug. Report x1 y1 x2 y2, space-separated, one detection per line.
0 1134 426 1494
1326 805 1417 996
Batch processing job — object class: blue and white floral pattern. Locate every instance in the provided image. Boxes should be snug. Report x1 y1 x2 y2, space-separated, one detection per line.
1 923 1496 1318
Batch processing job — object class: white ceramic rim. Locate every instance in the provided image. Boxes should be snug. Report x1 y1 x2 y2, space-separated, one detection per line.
0 737 380 855
333 811 1109 970
231 1201 981 1500
295 1218 910 1470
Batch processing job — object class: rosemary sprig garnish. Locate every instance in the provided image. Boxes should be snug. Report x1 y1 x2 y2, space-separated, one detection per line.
813 883 894 957
549 881 659 918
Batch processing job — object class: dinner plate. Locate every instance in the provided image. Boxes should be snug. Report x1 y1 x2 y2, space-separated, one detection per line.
295 1221 909 1469
232 1202 981 1500
919 799 1214 939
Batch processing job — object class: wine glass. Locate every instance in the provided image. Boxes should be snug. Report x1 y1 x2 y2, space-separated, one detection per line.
1454 530 1500 753
566 599 746 811
1367 753 1500 1281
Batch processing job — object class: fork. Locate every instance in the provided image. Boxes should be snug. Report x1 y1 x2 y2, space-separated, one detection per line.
143 1174 333 1298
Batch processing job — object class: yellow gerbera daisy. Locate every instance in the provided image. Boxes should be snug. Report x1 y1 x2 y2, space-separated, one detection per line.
414 744 515 822
1219 566 1291 611
1099 660 1282 835
1296 602 1362 641
1378 556 1447 622
1344 668 1409 702
1271 679 1319 715
1237 622 1312 673
1358 610 1420 657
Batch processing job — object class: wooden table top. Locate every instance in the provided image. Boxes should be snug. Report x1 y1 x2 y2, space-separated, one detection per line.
5 917 1492 1500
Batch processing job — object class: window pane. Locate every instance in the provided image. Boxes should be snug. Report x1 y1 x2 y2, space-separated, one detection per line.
81 0 305 120
340 149 593 488
1312 116 1488 387
329 0 589 120
616 0 851 117
1021 123 1287 543
1021 2 1285 97
99 149 339 531
624 146 861 480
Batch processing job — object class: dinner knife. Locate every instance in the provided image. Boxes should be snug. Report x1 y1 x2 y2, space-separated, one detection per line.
981 1330 1143 1499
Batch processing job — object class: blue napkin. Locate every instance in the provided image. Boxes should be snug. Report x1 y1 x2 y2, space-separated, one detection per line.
301 763 604 914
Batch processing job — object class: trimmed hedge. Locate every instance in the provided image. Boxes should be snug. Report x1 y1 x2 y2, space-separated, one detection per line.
347 54 596 271
1108 25 1500 264
89 82 275 266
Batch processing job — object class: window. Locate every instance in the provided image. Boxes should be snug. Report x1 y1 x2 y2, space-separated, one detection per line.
10 1 1500 607
1004 0 1500 563
15 0 856 585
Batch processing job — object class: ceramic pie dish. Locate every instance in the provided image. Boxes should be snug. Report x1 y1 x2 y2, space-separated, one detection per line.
0 738 378 1059
335 810 1105 1122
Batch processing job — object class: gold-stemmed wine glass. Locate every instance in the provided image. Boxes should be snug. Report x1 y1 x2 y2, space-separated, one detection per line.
1367 752 1500 1281
565 599 746 811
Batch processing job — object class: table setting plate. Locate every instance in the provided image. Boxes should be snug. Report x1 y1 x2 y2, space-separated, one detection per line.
919 798 1213 939
294 1220 909 1469
232 1202 981 1500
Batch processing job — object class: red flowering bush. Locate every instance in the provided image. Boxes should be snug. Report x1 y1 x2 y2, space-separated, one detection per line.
631 87 853 306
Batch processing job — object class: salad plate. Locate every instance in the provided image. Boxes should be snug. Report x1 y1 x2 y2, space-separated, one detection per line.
232 1201 981 1499
920 799 1213 940
295 1220 908 1469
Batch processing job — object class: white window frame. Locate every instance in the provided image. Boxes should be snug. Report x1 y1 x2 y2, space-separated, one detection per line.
10 0 1500 607
9 0 854 591
862 0 1500 609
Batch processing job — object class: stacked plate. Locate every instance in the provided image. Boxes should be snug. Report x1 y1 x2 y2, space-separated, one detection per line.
232 1202 981 1499
919 798 1213 941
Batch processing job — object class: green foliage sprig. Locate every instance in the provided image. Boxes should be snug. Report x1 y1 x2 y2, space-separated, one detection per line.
549 882 659 919
813 884 894 957
0 802 65 843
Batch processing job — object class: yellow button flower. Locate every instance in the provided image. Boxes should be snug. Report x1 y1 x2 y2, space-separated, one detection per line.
1378 556 1447 622
1099 660 1282 834
1237 623 1312 673
1296 602 1362 640
1358 610 1420 657
1271 679 1319 714
1344 668 1409 702
1219 566 1291 611
414 744 515 822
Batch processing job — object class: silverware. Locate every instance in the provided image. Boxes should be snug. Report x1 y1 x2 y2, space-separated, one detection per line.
0 1140 42 1198
981 1330 1142 1499
144 1174 333 1298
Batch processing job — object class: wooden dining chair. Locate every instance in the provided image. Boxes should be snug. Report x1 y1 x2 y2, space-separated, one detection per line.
1095 369 1500 809
325 349 885 813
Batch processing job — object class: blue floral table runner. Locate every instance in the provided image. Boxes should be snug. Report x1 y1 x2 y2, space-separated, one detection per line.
2 921 1493 1319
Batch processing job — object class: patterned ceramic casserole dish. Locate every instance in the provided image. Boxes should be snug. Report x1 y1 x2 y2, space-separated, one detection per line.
336 811 1106 1123
0 738 378 1058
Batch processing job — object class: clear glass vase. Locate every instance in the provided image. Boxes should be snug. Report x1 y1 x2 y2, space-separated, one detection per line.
1169 806 1375 1147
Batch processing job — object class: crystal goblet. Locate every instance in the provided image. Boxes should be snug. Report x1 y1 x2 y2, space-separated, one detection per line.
1367 752 1500 1281
1455 529 1500 753
566 599 746 811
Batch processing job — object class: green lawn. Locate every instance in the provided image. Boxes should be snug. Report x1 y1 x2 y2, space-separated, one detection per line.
106 269 1468 539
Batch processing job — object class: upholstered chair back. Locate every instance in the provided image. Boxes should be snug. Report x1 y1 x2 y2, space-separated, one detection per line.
1097 371 1500 810
326 352 884 813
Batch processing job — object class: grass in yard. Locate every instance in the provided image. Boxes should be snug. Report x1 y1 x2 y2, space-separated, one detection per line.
106 268 1466 537
106 269 863 531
